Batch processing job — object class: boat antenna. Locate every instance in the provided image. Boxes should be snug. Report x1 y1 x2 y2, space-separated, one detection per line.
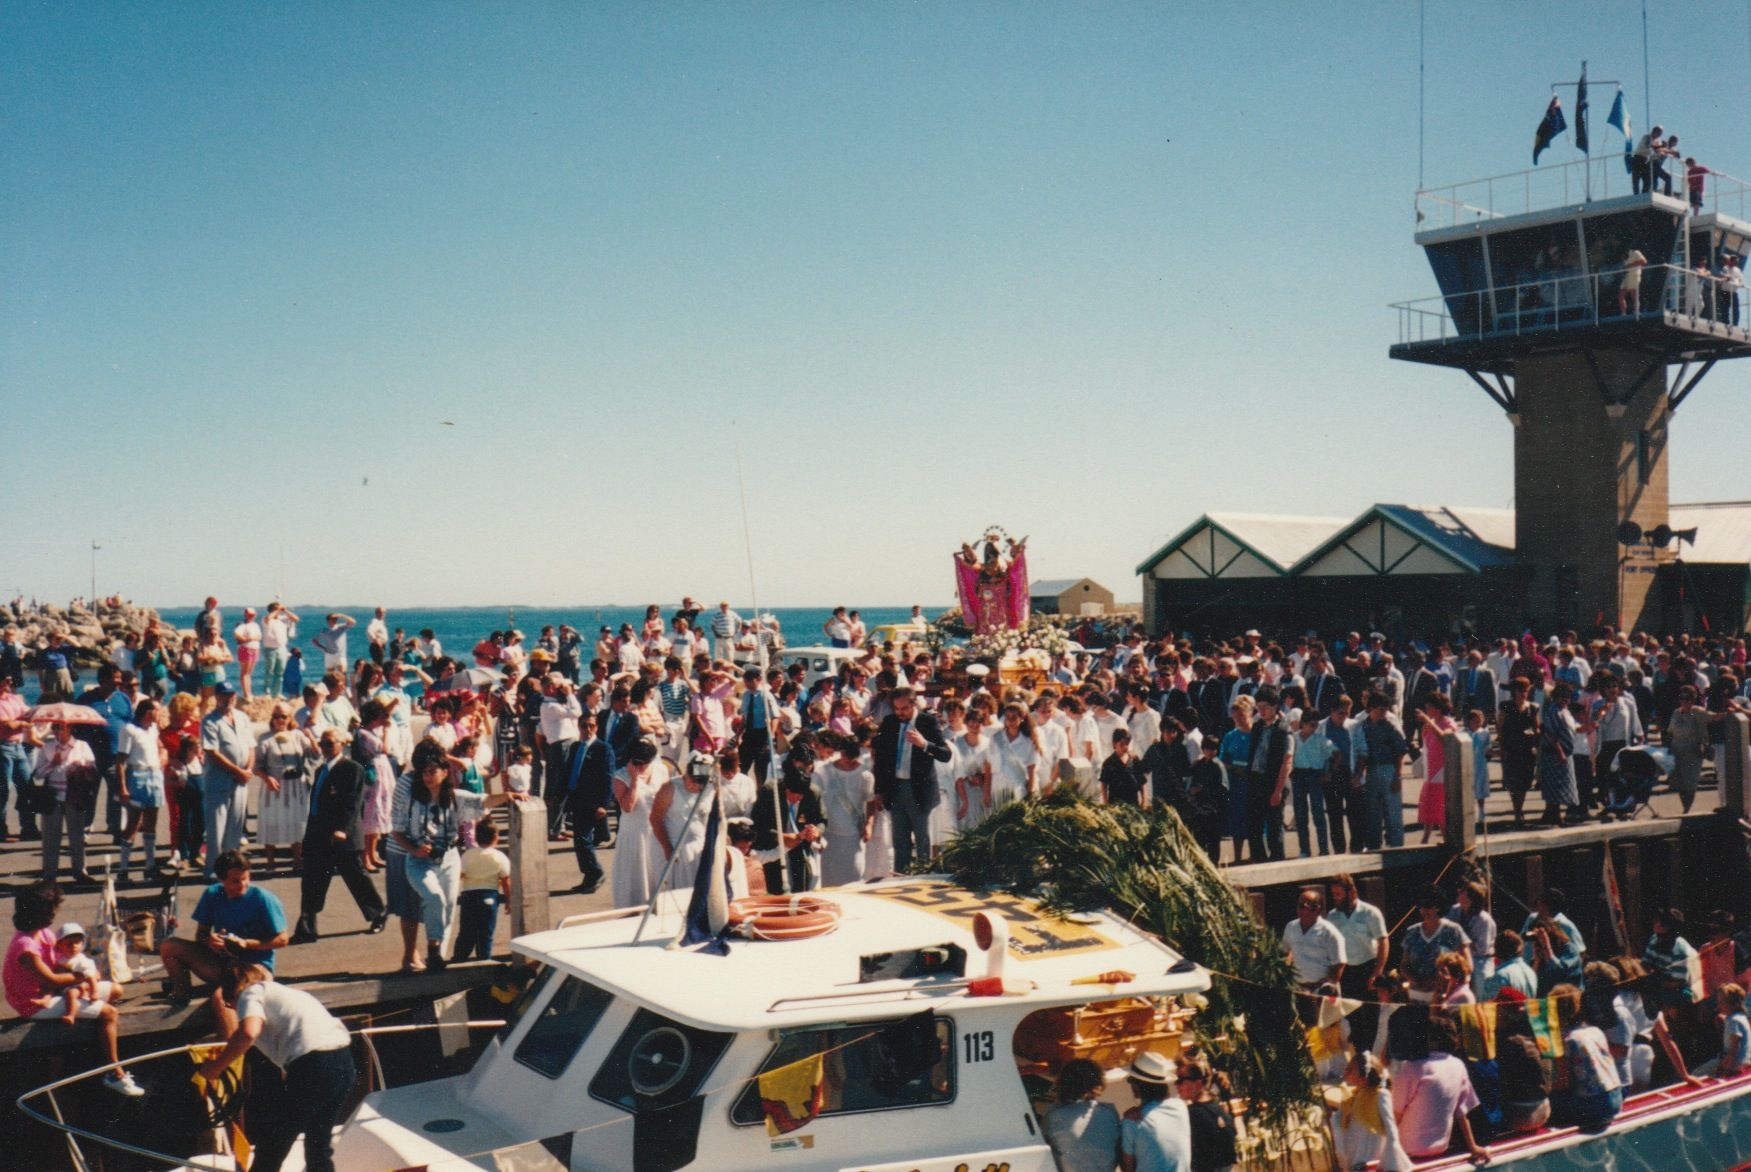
1418 0 1425 190
732 420 761 626
1641 0 1651 130
732 420 790 893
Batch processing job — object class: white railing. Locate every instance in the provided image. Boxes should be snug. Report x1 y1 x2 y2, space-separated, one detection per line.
1416 155 1751 227
1391 263 1746 346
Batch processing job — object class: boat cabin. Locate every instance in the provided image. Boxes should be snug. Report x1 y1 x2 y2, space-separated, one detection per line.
327 878 1210 1171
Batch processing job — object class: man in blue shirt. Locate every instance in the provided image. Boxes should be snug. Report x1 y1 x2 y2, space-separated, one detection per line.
76 665 135 837
159 850 289 1005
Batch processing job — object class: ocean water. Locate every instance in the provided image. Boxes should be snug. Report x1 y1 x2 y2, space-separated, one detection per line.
154 603 920 671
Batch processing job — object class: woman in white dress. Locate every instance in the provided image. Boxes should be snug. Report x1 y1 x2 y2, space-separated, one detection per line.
610 741 666 910
989 703 1041 807
814 734 876 887
253 703 312 872
650 763 710 892
953 710 995 830
928 699 967 849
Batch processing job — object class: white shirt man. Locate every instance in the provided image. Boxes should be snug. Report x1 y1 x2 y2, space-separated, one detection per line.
1325 883 1389 987
1281 896 1346 988
365 609 389 653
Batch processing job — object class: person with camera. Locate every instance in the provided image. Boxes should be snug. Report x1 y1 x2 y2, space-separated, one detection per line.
392 740 465 973
159 849 289 1006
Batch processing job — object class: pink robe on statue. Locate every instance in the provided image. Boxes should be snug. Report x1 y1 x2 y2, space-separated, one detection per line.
956 548 1030 634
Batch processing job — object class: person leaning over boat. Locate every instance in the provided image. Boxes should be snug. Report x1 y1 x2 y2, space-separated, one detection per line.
201 960 355 1172
1043 1058 1121 1172
1282 889 1346 1019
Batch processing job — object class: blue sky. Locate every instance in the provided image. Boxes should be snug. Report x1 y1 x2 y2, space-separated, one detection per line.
4 2 1749 608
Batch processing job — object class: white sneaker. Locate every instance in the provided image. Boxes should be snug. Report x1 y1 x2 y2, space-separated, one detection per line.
104 1071 146 1098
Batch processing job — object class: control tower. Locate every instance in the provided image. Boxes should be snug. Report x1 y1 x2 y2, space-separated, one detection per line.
1391 155 1751 631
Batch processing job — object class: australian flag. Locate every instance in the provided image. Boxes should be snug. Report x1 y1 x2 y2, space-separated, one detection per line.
675 783 733 955
1533 96 1566 164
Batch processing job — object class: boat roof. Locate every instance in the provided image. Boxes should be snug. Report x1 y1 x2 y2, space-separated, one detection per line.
512 877 1209 1032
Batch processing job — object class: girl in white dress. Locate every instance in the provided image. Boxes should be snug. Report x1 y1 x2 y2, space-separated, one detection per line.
928 699 968 849
953 711 994 830
610 742 666 910
814 734 877 887
254 704 312 870
989 703 1041 807
651 768 710 893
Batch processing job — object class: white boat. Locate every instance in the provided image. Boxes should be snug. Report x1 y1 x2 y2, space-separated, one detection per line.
325 876 1209 1171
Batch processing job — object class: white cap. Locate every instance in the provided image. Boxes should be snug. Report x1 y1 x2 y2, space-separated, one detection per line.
59 922 86 940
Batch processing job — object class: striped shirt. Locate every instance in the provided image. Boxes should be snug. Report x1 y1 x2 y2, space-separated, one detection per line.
384 772 415 857
658 679 692 719
711 610 741 639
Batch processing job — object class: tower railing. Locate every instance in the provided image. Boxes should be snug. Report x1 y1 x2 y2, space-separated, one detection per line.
1416 157 1751 227
1391 263 1745 346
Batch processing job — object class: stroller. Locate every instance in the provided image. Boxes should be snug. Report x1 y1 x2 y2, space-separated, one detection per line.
1600 745 1669 821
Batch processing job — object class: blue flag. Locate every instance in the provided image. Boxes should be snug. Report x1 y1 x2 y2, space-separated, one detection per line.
1533 96 1566 164
1606 90 1632 174
1574 65 1589 153
676 782 733 955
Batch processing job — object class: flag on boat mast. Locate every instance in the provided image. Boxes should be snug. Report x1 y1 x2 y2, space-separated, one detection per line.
674 780 733 955
1606 89 1633 173
1574 63 1589 153
1533 95 1567 163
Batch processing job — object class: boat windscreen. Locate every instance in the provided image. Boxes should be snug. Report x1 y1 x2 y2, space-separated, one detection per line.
513 974 616 1079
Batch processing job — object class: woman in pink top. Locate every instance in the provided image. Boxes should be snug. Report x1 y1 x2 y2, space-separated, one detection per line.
4 882 141 1096
1414 695 1458 844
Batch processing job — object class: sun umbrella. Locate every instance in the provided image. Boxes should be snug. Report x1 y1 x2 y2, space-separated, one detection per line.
25 702 107 726
436 667 504 692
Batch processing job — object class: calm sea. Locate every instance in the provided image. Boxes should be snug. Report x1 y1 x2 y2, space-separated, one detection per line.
145 604 920 681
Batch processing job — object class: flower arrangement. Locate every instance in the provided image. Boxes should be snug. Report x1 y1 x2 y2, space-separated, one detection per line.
966 615 1074 659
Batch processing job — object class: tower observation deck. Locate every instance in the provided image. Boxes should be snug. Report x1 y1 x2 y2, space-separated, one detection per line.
1389 152 1751 632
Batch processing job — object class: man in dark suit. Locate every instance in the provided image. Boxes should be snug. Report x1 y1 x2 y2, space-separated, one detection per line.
292 729 387 942
871 687 952 871
599 686 640 772
564 712 614 894
1304 654 1347 718
1455 651 1499 722
1188 659 1229 736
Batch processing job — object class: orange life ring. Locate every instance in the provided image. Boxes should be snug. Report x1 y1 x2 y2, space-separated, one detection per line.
728 895 842 941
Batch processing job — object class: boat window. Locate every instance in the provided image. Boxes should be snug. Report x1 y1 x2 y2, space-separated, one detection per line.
589 1008 735 1113
512 975 616 1079
730 1015 954 1127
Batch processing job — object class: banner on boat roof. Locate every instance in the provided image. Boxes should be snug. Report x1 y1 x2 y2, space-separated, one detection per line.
861 882 1118 960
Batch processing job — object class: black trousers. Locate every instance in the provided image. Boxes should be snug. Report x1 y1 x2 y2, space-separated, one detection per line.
297 835 384 935
1246 786 1285 862
571 799 609 886
739 728 772 784
1321 772 1352 855
250 1045 356 1172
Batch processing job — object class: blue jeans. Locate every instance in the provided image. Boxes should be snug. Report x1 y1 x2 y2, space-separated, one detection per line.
454 889 502 960
405 850 460 951
1291 768 1329 856
1362 770 1405 850
0 742 32 835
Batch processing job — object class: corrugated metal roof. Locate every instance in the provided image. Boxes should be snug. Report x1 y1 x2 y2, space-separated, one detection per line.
1376 505 1519 569
1670 501 1751 564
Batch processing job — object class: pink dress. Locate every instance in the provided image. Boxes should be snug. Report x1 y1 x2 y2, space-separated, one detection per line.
357 726 395 836
1418 719 1456 830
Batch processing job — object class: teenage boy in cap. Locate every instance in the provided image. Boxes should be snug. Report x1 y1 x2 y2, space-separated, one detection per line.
1120 1051 1191 1172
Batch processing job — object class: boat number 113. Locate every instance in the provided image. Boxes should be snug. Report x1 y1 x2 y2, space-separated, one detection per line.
961 1031 995 1063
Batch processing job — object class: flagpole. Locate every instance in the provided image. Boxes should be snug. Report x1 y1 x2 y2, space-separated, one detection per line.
1642 0 1652 130
632 770 715 945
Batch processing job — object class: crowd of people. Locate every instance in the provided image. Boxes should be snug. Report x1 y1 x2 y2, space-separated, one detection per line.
4 597 1751 1169
1271 875 1750 1169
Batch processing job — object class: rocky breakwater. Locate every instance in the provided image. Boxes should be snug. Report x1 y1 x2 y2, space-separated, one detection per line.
2 597 170 671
